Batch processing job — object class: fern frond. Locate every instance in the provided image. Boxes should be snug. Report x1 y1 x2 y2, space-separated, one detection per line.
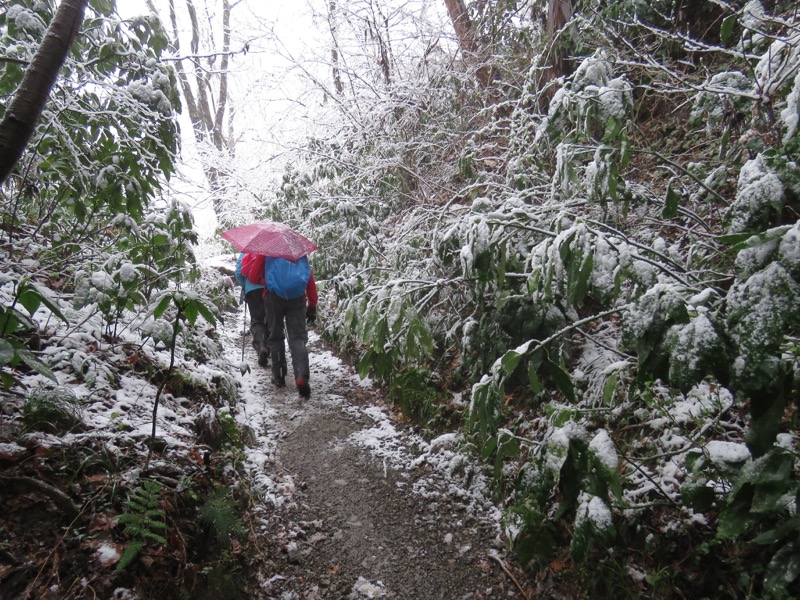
141 517 169 530
141 530 167 544
118 479 170 552
199 488 246 548
116 540 146 572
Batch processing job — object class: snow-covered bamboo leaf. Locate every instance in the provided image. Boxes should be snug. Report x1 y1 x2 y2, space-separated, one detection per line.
0 371 16 389
720 14 737 46
559 232 576 263
569 253 594 305
191 299 219 327
0 339 14 366
608 162 619 202
15 348 56 382
481 435 498 460
343 305 356 330
182 302 199 326
662 182 680 218
151 294 174 319
374 318 389 349
601 117 621 143
373 351 393 381
0 308 31 337
495 432 519 474
16 289 41 317
763 541 800 594
547 359 576 403
358 348 375 380
90 0 115 17
619 139 632 168
602 373 617 404
528 364 542 394
500 349 523 376
413 318 434 356
390 302 405 335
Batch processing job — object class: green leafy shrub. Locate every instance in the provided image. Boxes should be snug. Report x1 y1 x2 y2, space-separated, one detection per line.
689 71 754 136
0 276 65 389
0 1 180 262
388 367 443 425
71 202 200 340
716 446 800 596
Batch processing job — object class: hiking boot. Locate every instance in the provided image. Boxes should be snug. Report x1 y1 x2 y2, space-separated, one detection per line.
272 375 286 388
257 345 269 367
296 377 311 398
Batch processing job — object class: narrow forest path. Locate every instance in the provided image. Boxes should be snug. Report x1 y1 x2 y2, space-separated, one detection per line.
222 310 529 599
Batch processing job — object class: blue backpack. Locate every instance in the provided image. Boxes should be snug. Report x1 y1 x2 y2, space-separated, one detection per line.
265 256 311 300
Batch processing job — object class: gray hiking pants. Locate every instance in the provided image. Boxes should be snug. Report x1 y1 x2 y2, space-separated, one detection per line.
264 291 309 382
245 289 268 352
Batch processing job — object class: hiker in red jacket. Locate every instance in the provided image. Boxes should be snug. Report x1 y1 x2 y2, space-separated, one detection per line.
263 255 318 398
235 253 269 367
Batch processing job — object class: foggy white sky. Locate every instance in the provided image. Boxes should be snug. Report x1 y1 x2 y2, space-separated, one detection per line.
114 1 324 236
111 1 454 236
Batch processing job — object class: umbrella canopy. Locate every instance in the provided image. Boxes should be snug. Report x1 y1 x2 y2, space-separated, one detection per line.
220 220 318 260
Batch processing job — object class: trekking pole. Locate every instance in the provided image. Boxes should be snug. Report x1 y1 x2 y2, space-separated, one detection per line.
241 299 248 362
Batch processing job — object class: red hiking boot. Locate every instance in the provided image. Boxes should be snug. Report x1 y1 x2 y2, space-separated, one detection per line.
296 377 311 398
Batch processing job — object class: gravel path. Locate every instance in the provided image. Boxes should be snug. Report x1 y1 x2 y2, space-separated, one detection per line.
234 328 528 599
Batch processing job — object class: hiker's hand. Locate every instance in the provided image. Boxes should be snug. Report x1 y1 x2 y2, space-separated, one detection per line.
306 306 317 325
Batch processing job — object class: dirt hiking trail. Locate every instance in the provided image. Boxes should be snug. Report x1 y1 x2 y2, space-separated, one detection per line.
228 321 529 599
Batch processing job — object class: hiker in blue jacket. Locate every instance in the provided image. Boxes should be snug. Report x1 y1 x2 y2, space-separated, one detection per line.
263 255 318 398
235 253 270 367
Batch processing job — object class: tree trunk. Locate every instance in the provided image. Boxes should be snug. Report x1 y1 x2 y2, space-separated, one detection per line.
329 0 344 95
547 0 573 58
0 0 89 186
443 0 476 55
539 0 573 96
214 0 232 151
366 18 392 86
166 0 235 217
442 0 490 87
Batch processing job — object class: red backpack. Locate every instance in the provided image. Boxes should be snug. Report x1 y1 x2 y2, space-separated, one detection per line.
240 253 266 285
